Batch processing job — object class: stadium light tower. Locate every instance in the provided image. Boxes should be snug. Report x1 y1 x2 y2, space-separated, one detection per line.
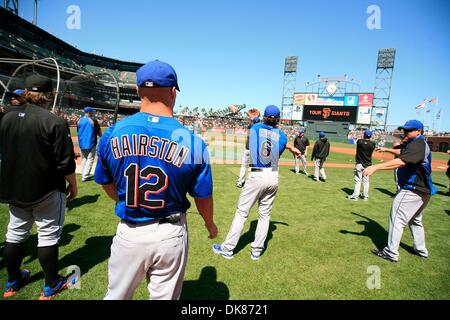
281 56 298 121
32 0 38 25
371 48 396 131
3 0 19 15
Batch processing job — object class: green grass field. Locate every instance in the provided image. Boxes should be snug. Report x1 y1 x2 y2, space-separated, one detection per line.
1 164 449 300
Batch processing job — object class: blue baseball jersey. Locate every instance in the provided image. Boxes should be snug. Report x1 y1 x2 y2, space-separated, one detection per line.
248 122 288 168
77 116 99 149
94 112 213 223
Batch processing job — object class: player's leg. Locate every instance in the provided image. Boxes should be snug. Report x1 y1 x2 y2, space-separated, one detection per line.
33 191 67 289
251 172 279 259
319 159 327 181
83 146 96 180
408 195 430 258
383 190 426 261
350 164 362 199
104 222 148 300
146 215 188 300
4 205 34 291
314 159 320 181
221 172 260 253
362 168 370 200
294 155 299 174
301 154 308 174
80 149 89 181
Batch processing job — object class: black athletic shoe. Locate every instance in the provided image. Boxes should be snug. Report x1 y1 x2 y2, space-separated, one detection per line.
371 249 397 263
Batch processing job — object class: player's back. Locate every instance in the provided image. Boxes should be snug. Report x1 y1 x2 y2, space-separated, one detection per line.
248 122 287 169
95 112 212 222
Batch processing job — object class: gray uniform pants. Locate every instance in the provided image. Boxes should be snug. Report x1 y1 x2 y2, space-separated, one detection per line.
382 189 430 261
352 163 369 199
295 154 308 174
104 214 188 300
6 191 66 247
81 146 96 181
222 170 278 255
314 159 326 181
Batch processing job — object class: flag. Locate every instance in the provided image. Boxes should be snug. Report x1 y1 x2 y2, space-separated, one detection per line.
426 109 431 113
436 109 441 120
428 97 438 104
415 100 427 109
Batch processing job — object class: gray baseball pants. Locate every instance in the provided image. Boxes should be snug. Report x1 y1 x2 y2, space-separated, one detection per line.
352 163 369 199
104 214 188 300
237 149 250 183
81 146 96 181
295 154 308 174
314 159 326 181
222 170 278 256
6 191 66 247
382 189 430 261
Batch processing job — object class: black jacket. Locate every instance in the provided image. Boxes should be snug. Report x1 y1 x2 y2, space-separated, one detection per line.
311 137 330 160
0 103 76 206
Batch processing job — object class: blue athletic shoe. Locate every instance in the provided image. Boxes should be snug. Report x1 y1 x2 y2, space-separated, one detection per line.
38 274 78 300
212 244 233 260
3 269 31 298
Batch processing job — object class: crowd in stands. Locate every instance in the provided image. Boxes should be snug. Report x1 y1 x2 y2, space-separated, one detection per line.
348 129 388 145
57 107 120 127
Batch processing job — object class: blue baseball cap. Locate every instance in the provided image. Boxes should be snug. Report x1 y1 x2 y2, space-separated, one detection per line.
136 60 180 91
399 119 424 131
364 129 373 138
264 105 280 118
84 106 94 113
12 89 25 96
319 131 326 138
252 117 261 124
299 129 305 134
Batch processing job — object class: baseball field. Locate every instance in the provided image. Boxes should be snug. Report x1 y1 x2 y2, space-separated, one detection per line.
0 134 449 300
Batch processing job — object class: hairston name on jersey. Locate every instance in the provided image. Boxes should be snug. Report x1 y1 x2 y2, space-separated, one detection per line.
110 134 190 168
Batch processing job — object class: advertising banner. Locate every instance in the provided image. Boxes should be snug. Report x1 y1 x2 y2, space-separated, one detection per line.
344 95 359 106
292 105 304 120
357 107 372 124
358 93 374 107
316 96 345 106
302 105 358 122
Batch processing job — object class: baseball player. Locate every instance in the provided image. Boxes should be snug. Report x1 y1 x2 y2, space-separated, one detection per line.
213 105 301 260
363 120 436 262
77 106 102 182
347 130 376 201
0 74 78 299
236 111 261 188
311 131 330 182
94 60 218 300
293 129 310 175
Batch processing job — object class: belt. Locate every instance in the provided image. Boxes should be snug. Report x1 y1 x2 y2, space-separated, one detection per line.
121 212 184 225
249 167 278 172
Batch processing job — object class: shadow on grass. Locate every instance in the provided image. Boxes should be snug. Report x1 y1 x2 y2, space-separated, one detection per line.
339 212 415 254
27 235 113 286
433 182 447 188
341 188 353 196
375 187 397 198
67 194 100 210
233 220 288 257
436 190 449 197
181 266 229 300
446 210 450 216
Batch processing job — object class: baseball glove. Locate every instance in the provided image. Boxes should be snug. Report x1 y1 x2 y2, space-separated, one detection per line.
246 108 261 120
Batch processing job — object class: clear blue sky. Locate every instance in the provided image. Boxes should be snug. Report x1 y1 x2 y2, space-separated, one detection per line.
18 0 450 131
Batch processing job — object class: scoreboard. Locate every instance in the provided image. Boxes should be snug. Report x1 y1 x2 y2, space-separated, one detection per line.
288 92 374 125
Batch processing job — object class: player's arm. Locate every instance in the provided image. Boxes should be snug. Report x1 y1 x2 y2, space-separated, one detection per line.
376 146 401 156
102 182 118 202
286 142 301 157
363 158 406 176
195 197 217 239
65 172 78 201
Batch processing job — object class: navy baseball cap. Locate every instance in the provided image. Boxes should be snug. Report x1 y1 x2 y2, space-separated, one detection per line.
364 129 373 138
399 119 424 131
136 60 180 91
299 129 305 134
84 106 94 113
264 105 280 118
25 74 53 92
319 131 326 138
252 117 261 124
